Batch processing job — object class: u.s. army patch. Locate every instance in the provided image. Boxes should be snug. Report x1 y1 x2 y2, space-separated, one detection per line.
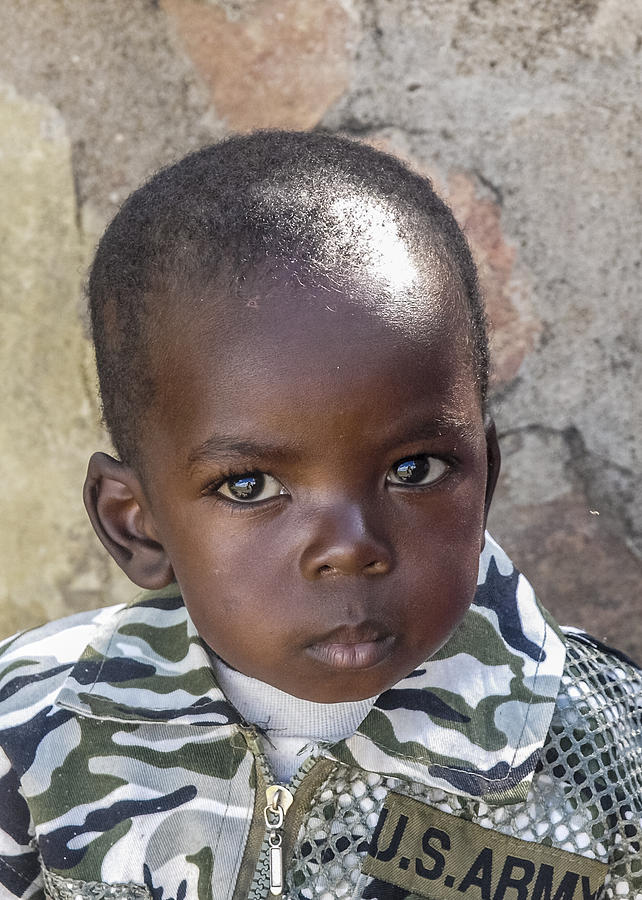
362 793 607 900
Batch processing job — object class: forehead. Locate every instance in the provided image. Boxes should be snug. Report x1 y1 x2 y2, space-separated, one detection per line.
145 265 480 458
169 235 467 348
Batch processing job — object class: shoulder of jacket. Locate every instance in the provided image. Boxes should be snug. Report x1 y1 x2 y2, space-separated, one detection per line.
0 604 126 719
528 629 642 877
555 627 642 728
562 626 641 673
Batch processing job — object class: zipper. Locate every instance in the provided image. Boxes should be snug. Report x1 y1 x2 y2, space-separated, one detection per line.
245 744 330 900
264 784 294 895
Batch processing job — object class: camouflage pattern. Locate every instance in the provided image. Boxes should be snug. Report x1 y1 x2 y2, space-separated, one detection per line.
0 536 639 900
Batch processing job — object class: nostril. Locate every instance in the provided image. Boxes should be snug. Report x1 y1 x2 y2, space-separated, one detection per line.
364 560 388 575
316 560 390 577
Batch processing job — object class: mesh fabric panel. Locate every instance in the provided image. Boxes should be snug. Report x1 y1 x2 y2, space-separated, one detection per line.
286 634 642 899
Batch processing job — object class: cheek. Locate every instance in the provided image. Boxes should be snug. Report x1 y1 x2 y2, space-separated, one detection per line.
167 520 293 621
402 550 478 614
402 482 486 555
396 505 484 619
398 563 478 662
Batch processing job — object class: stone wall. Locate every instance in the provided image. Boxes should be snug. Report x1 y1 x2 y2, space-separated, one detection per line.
1 0 640 656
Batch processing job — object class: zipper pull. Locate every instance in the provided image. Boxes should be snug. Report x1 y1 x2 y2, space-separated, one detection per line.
264 785 293 896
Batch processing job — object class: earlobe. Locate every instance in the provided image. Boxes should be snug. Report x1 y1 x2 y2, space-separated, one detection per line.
83 452 174 589
482 417 501 535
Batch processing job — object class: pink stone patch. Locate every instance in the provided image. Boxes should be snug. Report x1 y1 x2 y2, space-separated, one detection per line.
446 171 541 387
162 0 356 131
489 489 642 661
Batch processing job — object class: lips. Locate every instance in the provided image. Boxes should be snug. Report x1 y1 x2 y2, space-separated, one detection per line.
306 623 394 670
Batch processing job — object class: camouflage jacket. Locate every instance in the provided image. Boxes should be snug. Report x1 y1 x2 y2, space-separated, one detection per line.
0 537 640 900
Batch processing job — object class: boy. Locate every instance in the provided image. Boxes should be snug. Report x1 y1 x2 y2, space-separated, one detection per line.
0 131 640 900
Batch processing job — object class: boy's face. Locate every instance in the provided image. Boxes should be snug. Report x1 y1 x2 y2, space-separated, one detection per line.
118 269 495 702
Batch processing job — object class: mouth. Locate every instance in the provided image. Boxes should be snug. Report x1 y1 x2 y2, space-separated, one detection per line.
306 623 395 670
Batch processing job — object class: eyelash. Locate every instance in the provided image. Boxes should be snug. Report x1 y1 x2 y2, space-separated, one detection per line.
201 454 455 506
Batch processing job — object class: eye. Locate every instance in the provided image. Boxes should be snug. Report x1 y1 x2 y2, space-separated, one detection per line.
386 455 449 487
215 472 287 503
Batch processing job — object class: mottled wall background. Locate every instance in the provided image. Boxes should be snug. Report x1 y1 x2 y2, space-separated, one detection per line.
0 0 640 656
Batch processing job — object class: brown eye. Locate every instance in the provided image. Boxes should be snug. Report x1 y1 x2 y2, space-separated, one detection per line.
387 455 449 486
217 472 286 503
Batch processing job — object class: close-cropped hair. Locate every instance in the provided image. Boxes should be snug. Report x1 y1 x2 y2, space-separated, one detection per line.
88 130 489 472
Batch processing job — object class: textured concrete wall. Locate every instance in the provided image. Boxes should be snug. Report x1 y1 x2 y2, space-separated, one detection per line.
0 0 640 655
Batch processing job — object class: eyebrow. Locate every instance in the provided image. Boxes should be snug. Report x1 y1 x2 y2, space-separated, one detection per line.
392 417 478 444
187 435 295 469
188 416 476 471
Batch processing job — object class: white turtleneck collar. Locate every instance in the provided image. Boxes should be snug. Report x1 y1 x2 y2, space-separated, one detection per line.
207 652 377 784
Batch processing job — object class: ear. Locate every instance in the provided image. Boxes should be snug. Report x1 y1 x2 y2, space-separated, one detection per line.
83 452 174 589
483 417 501 528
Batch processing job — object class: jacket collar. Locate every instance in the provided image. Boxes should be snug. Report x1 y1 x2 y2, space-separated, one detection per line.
55 535 565 804
55 584 241 728
331 535 566 803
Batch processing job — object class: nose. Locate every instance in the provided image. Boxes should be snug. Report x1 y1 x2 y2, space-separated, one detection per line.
298 501 394 581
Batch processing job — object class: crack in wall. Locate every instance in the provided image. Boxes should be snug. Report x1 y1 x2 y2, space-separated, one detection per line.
497 422 640 558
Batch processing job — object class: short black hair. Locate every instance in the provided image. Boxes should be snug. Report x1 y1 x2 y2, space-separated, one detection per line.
89 130 489 472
